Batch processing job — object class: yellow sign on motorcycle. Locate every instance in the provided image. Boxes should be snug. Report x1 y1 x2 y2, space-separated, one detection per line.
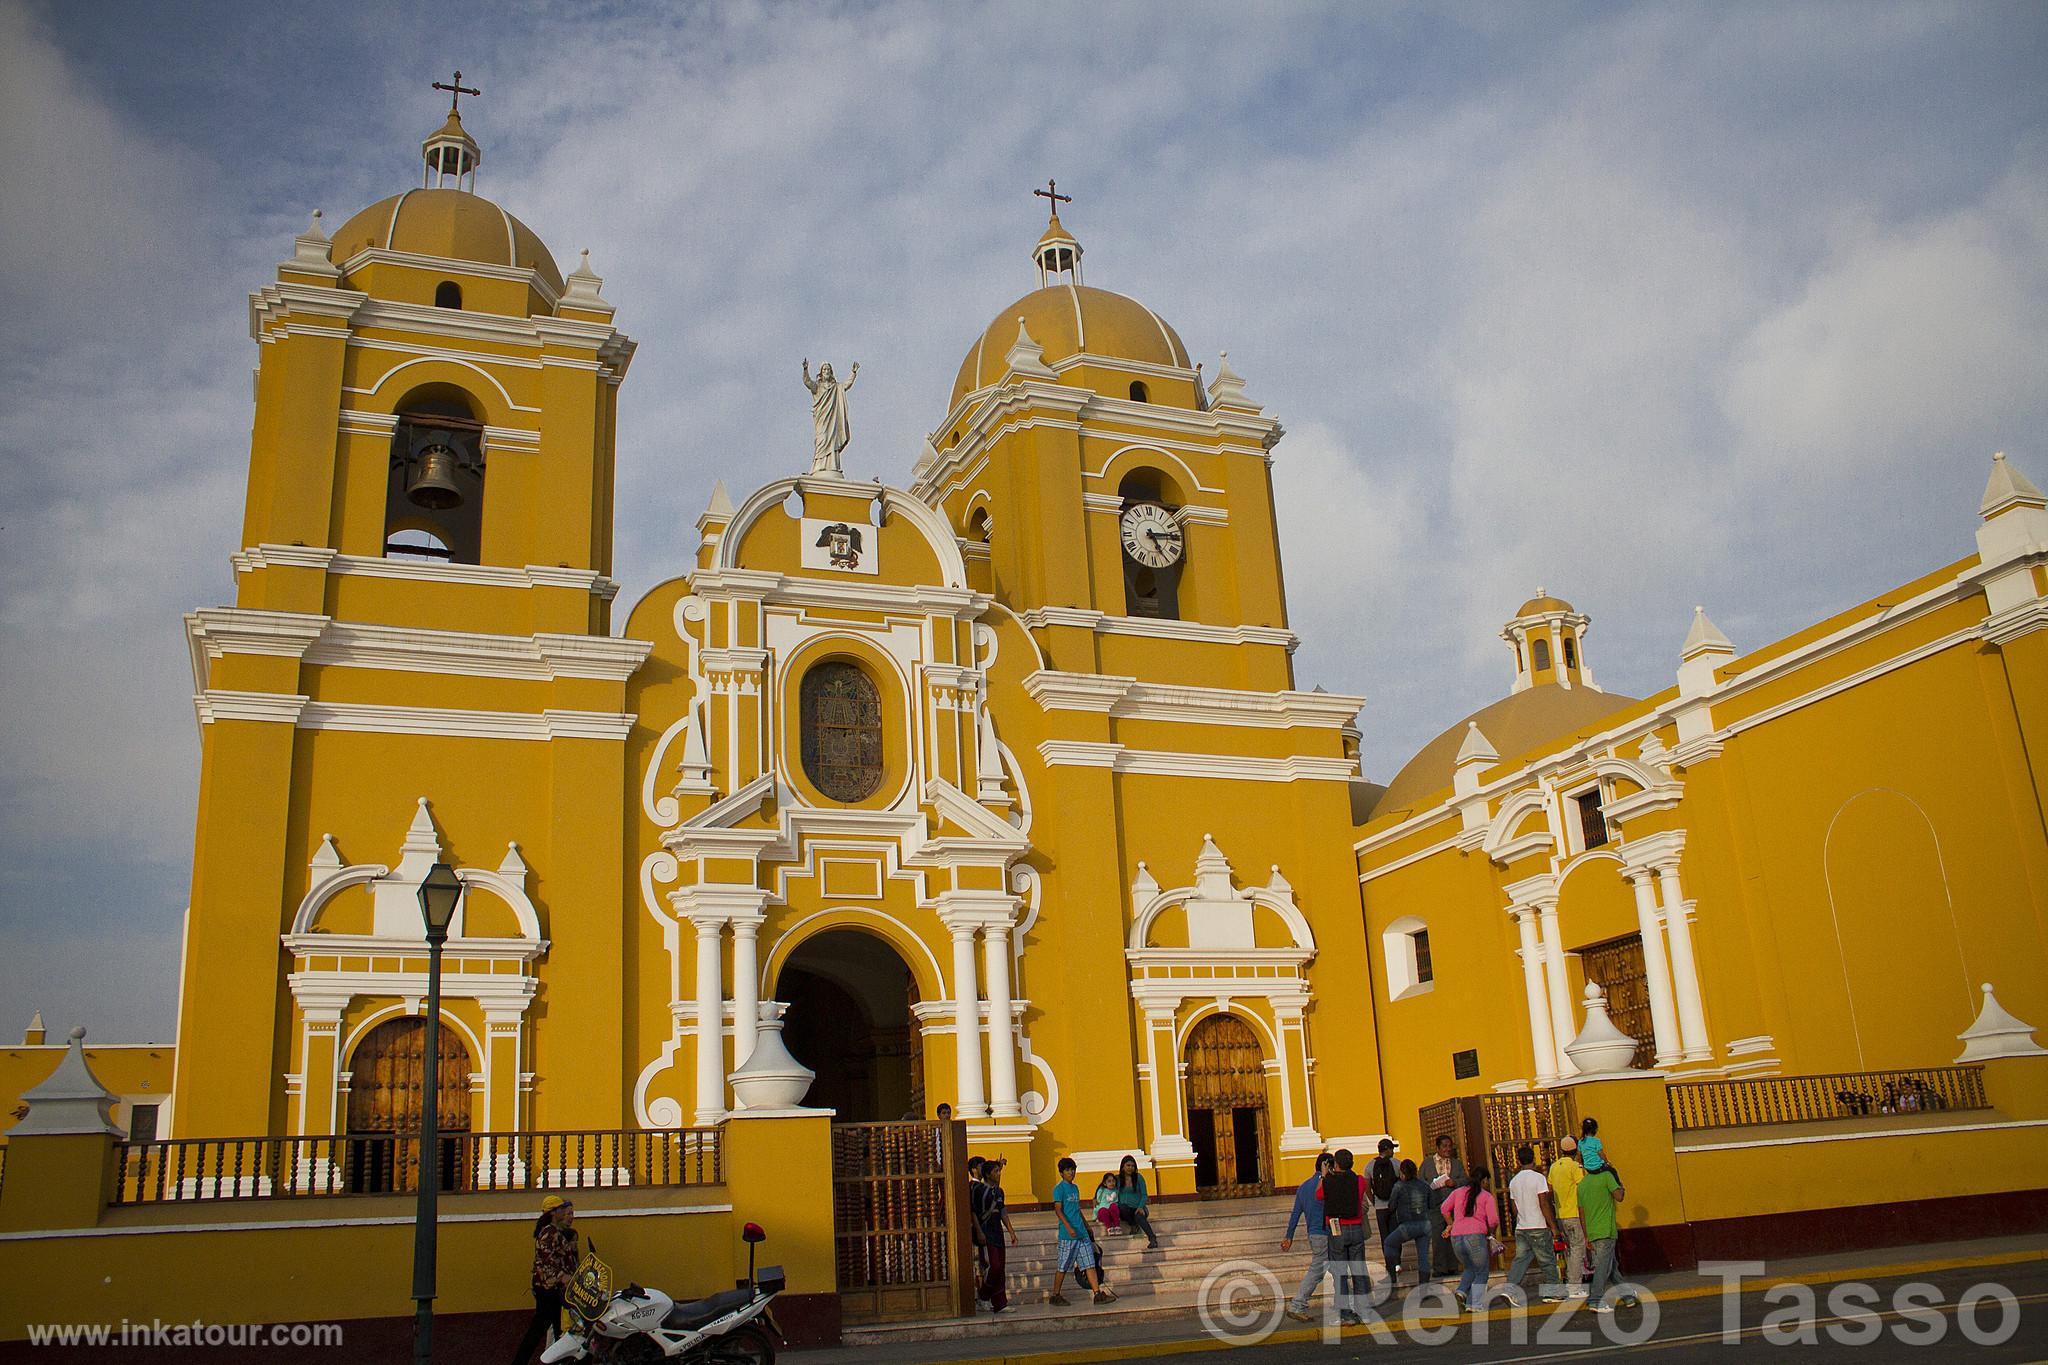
564 1247 615 1323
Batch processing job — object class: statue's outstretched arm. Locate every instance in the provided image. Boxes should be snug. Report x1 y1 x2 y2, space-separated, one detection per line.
845 362 860 389
802 358 816 392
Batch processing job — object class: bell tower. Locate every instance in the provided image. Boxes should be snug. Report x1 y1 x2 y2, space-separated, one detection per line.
172 94 645 1140
912 198 1296 692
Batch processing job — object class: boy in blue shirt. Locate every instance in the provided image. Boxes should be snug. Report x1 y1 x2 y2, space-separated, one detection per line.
1048 1157 1116 1305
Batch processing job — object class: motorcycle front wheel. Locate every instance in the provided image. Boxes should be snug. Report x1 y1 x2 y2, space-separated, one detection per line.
698 1324 775 1365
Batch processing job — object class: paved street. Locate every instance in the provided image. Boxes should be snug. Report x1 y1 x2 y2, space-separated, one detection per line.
1139 1259 2048 1363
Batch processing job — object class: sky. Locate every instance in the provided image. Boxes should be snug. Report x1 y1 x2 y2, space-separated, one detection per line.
2 0 2045 1041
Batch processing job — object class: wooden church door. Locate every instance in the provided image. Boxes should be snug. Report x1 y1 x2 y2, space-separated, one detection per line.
1183 1014 1272 1198
344 1016 471 1192
1580 934 1657 1070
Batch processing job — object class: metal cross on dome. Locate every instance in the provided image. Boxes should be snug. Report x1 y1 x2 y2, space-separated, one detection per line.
433 70 481 114
1034 179 1072 214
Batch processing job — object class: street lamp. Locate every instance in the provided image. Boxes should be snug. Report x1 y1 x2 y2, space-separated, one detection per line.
412 860 462 1365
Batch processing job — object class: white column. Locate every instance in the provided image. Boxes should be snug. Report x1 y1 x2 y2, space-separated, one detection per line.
690 914 726 1124
1623 868 1682 1066
1514 909 1561 1085
1536 898 1577 1077
1656 863 1711 1059
1549 622 1570 688
730 916 762 1072
949 924 988 1118
982 923 1021 1119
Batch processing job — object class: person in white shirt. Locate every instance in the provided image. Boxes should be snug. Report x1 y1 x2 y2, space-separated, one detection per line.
1502 1144 1564 1305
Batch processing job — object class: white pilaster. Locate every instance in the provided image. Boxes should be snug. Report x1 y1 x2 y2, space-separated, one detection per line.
949 924 988 1118
730 915 764 1071
1655 862 1711 1059
1621 867 1682 1066
1536 898 1577 1078
690 914 726 1124
983 923 1021 1118
1514 909 1561 1086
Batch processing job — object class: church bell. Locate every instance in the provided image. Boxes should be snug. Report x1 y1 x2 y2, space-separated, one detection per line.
405 439 464 510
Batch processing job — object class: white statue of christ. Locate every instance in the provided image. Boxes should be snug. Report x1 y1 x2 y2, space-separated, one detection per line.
802 358 859 476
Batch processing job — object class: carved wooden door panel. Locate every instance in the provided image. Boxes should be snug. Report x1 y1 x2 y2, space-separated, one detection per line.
1183 1014 1272 1197
1580 934 1656 1070
344 1017 470 1192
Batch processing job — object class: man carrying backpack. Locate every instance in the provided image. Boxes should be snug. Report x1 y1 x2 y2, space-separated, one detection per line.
1315 1148 1371 1326
1367 1138 1400 1241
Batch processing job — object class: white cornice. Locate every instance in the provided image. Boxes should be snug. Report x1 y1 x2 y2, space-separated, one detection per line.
1017 606 1298 652
294 701 635 742
1035 740 1354 783
685 568 991 620
189 609 649 686
337 246 564 306
1022 670 1361 729
194 690 311 725
231 546 622 601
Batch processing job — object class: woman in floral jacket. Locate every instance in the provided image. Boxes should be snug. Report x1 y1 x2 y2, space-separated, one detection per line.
511 1195 579 1365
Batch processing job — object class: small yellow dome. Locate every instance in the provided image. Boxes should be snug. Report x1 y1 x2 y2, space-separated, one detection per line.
330 189 564 295
950 283 1190 413
1517 593 1576 617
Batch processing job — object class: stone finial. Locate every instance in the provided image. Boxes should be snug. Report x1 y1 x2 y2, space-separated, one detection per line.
1980 452 2046 520
561 248 614 313
1206 351 1259 412
285 207 341 280
1563 984 1647 1078
726 1015 817 1111
14 1026 122 1137
1955 982 2048 1062
1455 721 1498 767
1681 605 1734 661
1005 317 1056 378
705 479 735 520
912 434 941 480
23 1009 45 1046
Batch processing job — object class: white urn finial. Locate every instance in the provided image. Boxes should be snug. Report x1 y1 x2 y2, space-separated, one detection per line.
1563 983 1648 1078
727 1011 818 1110
1956 982 2048 1062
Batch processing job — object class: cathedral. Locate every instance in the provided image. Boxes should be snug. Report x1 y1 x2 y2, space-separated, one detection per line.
145 97 2048 1218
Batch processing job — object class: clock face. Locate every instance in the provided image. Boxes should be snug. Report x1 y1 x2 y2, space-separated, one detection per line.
1119 502 1184 568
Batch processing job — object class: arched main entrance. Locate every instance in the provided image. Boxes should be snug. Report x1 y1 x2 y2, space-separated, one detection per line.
776 929 922 1123
344 1015 471 1192
1184 1014 1272 1198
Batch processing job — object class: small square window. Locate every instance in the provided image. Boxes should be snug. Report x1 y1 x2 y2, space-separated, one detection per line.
1413 929 1434 984
1574 787 1609 850
1452 1049 1480 1080
127 1102 160 1145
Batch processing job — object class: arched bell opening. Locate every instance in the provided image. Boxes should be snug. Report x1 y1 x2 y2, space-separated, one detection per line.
383 383 486 563
1117 466 1184 620
772 928 923 1123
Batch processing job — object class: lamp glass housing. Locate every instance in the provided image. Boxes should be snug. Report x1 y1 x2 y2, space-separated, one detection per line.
417 861 463 936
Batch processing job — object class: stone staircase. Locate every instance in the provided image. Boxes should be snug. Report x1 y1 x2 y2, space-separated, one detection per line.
841 1194 1397 1346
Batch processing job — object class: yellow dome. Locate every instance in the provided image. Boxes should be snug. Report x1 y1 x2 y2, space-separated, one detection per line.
950 283 1191 413
1517 593 1576 617
330 189 564 295
1374 683 1639 815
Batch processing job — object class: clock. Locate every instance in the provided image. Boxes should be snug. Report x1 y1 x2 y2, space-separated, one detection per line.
1119 503 1184 568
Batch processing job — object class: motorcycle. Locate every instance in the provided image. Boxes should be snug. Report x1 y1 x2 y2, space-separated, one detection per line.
541 1220 784 1363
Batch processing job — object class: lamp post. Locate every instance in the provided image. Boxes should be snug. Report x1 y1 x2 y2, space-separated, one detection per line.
412 860 463 1365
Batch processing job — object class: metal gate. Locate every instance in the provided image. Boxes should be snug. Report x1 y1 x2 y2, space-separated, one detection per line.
1418 1090 1577 1236
830 1120 975 1324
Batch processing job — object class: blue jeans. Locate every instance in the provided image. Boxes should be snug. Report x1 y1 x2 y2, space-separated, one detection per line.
1288 1233 1328 1312
1452 1233 1491 1304
1382 1218 1431 1281
1504 1226 1560 1300
1588 1237 1618 1305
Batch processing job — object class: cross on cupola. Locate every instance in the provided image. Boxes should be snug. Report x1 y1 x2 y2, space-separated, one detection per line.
1032 178 1083 286
433 69 480 113
421 70 484 191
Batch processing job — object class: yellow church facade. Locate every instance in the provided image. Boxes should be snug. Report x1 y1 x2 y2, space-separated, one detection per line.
129 103 2048 1224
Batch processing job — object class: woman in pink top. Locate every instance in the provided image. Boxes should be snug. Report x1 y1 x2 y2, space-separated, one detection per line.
1441 1166 1500 1309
